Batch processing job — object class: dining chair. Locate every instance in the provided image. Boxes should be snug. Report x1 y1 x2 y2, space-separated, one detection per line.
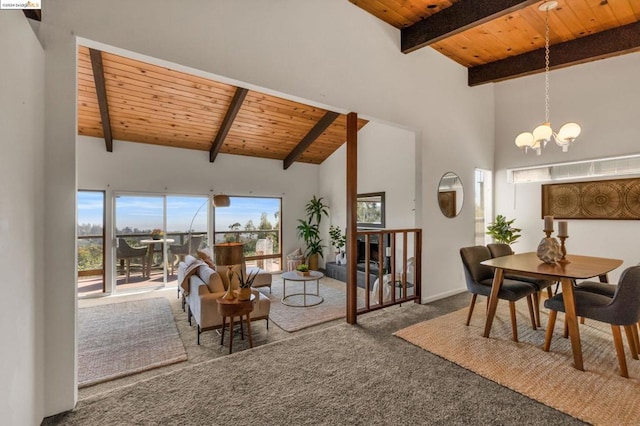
488 243 556 327
116 238 147 283
573 279 640 356
169 235 204 275
460 246 539 342
543 266 640 378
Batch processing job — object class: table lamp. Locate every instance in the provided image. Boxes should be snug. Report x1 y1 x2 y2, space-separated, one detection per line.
214 242 245 300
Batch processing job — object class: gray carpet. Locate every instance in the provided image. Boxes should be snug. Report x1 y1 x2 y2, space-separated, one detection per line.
48 300 583 425
78 297 187 387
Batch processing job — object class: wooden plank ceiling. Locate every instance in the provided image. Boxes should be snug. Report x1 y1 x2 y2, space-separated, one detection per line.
349 0 640 85
77 45 368 166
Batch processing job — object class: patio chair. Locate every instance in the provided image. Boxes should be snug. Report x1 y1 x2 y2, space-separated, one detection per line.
117 238 147 283
169 235 204 275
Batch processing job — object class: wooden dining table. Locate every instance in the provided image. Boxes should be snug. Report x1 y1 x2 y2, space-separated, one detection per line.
481 252 623 371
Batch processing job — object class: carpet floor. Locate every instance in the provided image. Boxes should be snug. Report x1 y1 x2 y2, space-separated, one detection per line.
46 298 582 425
78 297 187 387
395 302 640 425
265 275 364 332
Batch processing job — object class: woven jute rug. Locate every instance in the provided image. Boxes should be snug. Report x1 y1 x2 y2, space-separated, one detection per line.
78 297 187 387
395 301 640 425
263 275 365 332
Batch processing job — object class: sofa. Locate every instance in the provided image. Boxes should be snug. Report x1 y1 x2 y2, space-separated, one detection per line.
178 255 271 345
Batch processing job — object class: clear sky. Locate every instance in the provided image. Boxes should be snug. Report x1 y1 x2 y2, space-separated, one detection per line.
77 192 280 233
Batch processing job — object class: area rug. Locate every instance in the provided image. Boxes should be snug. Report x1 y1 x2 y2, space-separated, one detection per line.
261 275 365 332
394 303 640 425
78 297 187 387
45 303 578 426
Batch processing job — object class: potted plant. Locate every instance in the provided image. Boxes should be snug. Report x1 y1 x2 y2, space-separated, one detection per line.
296 195 329 270
235 269 259 300
486 215 521 245
329 225 346 255
150 228 164 240
296 263 310 276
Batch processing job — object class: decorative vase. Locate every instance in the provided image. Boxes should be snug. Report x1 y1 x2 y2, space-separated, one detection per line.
307 253 319 270
237 287 252 301
152 235 161 240
536 237 561 264
296 270 310 277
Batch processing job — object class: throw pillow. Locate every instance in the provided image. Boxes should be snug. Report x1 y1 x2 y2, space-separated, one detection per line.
197 248 215 270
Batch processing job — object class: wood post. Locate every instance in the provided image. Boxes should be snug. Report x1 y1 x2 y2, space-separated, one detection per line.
346 112 358 324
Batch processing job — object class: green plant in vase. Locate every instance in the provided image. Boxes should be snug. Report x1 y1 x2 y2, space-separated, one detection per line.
329 225 346 254
296 195 329 270
486 215 521 245
296 263 310 276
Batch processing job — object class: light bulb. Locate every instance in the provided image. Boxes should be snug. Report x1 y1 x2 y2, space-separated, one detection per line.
515 132 534 148
557 122 581 143
532 123 553 146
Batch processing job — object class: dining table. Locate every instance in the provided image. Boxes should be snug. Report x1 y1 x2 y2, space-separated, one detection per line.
139 238 175 277
481 252 623 371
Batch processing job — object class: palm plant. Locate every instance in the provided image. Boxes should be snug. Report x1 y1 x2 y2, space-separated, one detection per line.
297 196 329 269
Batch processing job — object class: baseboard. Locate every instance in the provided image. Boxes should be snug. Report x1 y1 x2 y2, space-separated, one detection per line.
421 287 467 304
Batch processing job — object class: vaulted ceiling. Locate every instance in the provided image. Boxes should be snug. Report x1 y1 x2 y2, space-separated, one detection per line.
77 46 368 166
70 2 638 159
349 0 640 85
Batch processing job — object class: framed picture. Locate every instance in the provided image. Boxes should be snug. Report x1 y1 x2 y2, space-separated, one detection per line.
541 177 640 219
357 192 385 228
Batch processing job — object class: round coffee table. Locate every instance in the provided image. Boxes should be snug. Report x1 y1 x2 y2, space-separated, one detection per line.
281 270 324 307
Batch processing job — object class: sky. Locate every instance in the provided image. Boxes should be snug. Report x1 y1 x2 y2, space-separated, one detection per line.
77 192 280 233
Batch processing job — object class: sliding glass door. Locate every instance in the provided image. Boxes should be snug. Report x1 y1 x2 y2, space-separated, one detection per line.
112 193 210 293
114 194 167 292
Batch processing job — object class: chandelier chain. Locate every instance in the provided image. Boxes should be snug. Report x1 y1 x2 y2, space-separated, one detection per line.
544 7 550 124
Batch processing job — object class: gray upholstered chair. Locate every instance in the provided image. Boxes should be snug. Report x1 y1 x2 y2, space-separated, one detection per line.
544 266 640 378
460 246 539 342
169 234 204 275
488 243 556 326
116 237 147 283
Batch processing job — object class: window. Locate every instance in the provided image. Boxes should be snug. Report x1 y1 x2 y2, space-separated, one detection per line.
214 196 282 272
357 192 385 228
509 154 640 184
77 190 105 296
474 169 493 245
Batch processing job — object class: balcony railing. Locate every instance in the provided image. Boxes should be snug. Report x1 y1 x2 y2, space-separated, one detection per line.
356 228 422 315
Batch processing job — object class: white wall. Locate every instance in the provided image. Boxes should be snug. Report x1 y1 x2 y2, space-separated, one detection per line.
41 0 494 415
0 11 45 426
319 121 416 263
495 53 640 283
77 135 319 259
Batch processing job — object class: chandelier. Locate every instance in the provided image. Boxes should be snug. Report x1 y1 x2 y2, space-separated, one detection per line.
515 1 581 155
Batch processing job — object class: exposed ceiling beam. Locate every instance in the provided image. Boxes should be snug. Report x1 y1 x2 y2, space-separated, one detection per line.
89 48 113 152
401 0 538 54
209 87 248 163
468 21 640 86
23 10 41 21
283 111 340 170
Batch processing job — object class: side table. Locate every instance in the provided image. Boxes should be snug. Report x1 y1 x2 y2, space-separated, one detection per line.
216 294 255 354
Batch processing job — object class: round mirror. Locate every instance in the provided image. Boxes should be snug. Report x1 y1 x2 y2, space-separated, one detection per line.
437 172 463 218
